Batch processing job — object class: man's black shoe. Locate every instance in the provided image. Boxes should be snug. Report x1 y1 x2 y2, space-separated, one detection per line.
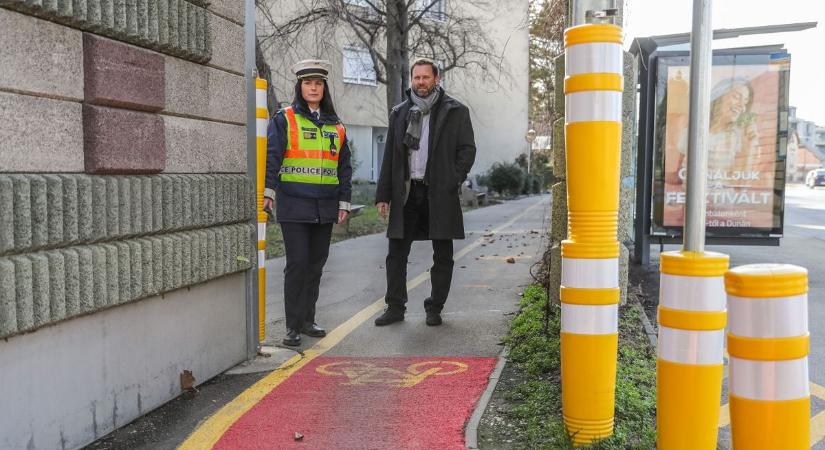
374 308 405 326
282 329 301 346
426 312 442 326
301 323 326 338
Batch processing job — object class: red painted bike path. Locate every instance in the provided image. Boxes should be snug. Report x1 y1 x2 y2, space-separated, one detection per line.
213 356 497 449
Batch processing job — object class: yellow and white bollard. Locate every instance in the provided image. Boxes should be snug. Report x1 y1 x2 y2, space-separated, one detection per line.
725 264 810 450
656 251 729 449
560 23 623 446
255 77 268 343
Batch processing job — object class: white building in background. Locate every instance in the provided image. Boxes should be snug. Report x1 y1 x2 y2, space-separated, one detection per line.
789 106 825 156
258 0 529 182
787 107 825 181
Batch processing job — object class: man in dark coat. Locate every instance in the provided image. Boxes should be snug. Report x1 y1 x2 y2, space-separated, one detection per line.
374 58 476 327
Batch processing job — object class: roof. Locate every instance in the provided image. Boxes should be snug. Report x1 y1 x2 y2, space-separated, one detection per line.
630 22 818 55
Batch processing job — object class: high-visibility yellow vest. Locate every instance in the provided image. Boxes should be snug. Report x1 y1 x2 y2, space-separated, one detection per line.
279 106 346 186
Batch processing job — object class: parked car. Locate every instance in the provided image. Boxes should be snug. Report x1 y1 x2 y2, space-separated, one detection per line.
806 168 825 189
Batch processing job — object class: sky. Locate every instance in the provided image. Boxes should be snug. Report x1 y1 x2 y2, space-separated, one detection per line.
623 0 825 126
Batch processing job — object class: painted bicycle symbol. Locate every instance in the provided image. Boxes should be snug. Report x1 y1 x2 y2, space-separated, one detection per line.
316 360 469 388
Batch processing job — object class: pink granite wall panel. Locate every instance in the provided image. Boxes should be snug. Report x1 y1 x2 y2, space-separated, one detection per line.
83 34 165 112
83 105 166 174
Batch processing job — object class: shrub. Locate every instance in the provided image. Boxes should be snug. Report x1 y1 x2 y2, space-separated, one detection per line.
486 162 525 196
522 174 543 194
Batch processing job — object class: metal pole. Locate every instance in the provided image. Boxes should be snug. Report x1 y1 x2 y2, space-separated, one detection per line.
657 8 729 448
683 0 713 252
244 0 260 359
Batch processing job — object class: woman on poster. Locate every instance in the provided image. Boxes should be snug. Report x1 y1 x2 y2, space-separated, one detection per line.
665 77 760 186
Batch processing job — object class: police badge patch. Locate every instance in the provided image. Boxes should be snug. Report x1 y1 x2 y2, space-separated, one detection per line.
323 131 340 156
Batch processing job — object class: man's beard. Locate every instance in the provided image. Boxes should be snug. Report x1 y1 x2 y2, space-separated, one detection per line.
415 84 437 97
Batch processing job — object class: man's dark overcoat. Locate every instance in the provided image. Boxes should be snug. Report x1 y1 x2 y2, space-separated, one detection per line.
375 89 476 240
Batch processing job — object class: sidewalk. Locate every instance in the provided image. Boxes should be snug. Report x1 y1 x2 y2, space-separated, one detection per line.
87 195 551 449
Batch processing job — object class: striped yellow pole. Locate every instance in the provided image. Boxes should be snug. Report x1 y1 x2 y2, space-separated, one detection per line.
560 23 623 446
255 78 268 343
656 251 729 449
725 264 810 449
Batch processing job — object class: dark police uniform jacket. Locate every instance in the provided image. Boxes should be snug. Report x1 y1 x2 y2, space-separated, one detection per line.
264 103 353 224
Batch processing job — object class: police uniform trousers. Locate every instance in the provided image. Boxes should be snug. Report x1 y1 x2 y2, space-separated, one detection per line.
385 180 454 313
280 221 333 331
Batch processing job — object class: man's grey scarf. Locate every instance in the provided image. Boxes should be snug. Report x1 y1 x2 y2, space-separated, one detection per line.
403 86 442 150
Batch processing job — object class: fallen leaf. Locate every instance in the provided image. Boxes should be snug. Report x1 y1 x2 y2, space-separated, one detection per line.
506 257 515 264
180 370 196 392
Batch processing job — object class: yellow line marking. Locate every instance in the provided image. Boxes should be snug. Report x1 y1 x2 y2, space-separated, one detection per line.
811 382 825 400
812 410 825 447
178 197 549 449
718 403 730 428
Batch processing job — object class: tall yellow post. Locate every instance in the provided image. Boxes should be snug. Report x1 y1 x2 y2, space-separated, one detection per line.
656 251 728 449
255 78 268 343
725 264 810 450
560 23 623 446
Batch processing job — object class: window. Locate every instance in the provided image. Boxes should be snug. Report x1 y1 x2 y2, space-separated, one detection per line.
345 0 369 6
342 47 377 86
415 0 445 21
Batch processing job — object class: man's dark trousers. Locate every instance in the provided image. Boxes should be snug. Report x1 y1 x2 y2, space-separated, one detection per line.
280 222 333 330
385 181 454 313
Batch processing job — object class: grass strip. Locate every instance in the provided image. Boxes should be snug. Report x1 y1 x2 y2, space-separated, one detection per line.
504 284 656 449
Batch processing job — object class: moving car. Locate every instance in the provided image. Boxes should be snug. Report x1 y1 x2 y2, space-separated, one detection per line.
806 168 825 189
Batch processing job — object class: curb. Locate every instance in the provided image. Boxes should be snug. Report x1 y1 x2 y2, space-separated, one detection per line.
634 301 658 348
224 345 299 375
465 346 509 449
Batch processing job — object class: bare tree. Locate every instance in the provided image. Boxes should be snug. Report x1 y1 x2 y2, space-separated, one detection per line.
529 0 565 135
255 36 280 116
256 0 505 115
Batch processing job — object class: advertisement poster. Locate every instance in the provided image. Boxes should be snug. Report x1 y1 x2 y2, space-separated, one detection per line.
653 52 789 236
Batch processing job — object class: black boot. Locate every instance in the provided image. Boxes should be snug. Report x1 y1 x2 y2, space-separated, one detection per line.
301 323 326 337
424 297 444 326
282 328 301 346
374 307 405 326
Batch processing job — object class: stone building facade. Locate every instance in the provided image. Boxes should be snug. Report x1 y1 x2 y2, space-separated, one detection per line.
0 2 254 448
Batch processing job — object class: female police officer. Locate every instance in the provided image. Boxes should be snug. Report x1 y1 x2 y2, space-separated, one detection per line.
262 60 353 346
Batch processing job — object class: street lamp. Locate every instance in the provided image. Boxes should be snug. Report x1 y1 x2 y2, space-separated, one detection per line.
525 128 537 174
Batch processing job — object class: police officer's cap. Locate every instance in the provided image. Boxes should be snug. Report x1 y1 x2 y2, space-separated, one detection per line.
292 59 331 80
